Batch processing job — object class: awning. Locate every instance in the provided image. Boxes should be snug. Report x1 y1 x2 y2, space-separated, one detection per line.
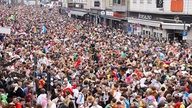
89 13 97 15
106 16 126 21
161 23 190 30
128 18 161 27
107 17 121 21
70 10 87 16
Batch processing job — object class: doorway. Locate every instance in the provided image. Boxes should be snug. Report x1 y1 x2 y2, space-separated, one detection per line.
174 33 182 42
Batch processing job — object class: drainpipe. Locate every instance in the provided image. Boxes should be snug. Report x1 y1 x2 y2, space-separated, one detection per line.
126 0 128 33
103 0 106 26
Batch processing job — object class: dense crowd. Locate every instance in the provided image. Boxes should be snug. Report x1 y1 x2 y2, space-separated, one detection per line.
0 4 192 108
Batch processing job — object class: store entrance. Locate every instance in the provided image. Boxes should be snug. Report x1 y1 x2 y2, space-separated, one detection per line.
167 30 183 43
174 33 182 42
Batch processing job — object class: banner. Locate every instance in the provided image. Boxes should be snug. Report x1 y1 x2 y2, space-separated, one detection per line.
0 27 11 34
41 25 47 34
127 25 132 33
156 0 163 8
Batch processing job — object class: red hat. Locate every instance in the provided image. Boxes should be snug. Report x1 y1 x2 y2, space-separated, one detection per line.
39 79 45 88
72 84 77 89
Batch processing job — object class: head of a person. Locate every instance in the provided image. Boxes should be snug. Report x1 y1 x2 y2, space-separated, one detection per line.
40 88 46 94
188 93 192 103
20 98 25 105
12 96 18 104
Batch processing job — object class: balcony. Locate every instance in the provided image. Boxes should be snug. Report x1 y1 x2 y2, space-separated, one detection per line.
112 4 127 12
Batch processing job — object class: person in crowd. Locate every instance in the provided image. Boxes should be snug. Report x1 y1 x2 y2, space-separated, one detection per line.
0 4 191 108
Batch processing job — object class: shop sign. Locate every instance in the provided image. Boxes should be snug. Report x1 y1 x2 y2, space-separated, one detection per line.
74 3 83 8
100 11 105 16
138 14 152 20
106 11 113 16
113 13 121 18
73 0 87 4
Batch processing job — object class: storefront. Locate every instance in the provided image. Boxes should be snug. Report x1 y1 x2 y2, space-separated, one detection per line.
99 10 127 29
128 17 162 36
161 23 190 42
128 12 192 41
68 3 88 20
89 9 106 25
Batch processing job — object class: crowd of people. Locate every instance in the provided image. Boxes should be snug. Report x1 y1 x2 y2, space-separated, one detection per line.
0 4 192 108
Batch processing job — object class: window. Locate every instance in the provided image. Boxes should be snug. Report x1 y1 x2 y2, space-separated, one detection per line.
109 0 113 6
156 0 163 8
118 0 121 4
94 0 100 7
140 0 144 4
147 0 152 4
113 0 125 5
121 0 125 5
133 0 137 4
113 0 117 4
68 0 73 2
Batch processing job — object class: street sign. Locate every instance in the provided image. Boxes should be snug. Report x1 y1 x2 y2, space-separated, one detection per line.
182 31 187 36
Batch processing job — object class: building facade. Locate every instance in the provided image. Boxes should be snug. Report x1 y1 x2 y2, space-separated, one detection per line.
128 0 192 42
67 0 89 20
65 0 129 29
89 0 106 24
60 0 67 8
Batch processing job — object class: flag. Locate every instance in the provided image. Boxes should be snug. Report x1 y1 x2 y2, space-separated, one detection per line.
41 25 46 34
75 59 81 68
66 8 71 13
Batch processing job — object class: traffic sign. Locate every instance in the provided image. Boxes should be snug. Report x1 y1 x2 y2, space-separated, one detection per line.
182 31 187 36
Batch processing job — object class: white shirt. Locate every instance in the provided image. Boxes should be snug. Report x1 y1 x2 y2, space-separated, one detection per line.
72 89 79 98
76 93 84 105
114 91 121 102
91 105 102 108
52 97 64 103
36 94 47 108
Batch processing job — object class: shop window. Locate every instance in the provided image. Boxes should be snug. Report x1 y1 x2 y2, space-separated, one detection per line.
154 32 162 39
113 0 125 5
154 32 156 37
143 30 145 35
